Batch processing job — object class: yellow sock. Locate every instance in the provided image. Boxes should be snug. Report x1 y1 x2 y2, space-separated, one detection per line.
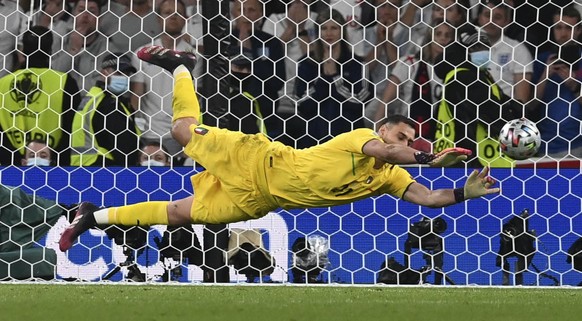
172 65 201 122
94 201 169 226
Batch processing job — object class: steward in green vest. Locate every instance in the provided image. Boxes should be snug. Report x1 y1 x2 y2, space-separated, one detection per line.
433 25 520 168
71 53 140 166
0 26 80 166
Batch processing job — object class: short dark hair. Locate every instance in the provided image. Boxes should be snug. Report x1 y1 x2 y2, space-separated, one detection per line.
376 115 416 131
561 4 582 22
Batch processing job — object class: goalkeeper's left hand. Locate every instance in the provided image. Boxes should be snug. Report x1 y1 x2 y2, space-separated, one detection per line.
464 166 500 200
428 147 472 167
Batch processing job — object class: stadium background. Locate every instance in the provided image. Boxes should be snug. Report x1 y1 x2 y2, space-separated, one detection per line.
1 0 582 286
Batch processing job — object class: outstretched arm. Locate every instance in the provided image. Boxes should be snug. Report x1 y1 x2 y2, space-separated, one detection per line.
402 167 500 208
363 140 471 167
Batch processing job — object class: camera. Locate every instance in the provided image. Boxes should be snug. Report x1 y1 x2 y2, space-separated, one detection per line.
567 237 582 286
496 209 536 266
103 225 149 282
403 216 453 285
406 217 447 250
154 225 203 282
496 209 536 285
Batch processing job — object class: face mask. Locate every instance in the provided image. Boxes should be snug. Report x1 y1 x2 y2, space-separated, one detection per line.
26 157 51 166
107 75 130 95
141 160 166 167
470 50 490 69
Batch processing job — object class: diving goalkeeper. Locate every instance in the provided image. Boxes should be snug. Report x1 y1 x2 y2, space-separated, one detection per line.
59 46 500 252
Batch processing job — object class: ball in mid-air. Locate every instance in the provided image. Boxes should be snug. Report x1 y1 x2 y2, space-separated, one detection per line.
499 118 541 160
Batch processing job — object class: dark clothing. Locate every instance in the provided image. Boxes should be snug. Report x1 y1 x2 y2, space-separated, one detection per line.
73 82 139 166
294 49 371 149
232 29 286 137
434 60 519 167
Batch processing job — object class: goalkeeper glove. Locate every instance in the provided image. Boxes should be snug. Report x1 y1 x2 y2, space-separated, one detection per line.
414 148 472 167
461 166 501 201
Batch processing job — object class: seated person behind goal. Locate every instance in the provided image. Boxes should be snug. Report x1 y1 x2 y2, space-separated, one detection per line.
59 46 500 252
21 140 54 167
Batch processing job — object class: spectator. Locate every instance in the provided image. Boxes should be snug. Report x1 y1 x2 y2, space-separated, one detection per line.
51 0 109 93
70 53 140 166
138 141 171 166
97 0 131 45
400 0 471 52
476 0 533 105
363 0 405 127
21 139 54 167
533 4 582 85
131 0 200 158
231 0 286 139
326 0 368 57
0 25 79 166
262 0 317 116
433 24 519 167
226 48 266 135
532 5 582 158
501 0 550 54
24 0 73 55
374 22 455 152
535 43 582 158
0 0 28 78
108 0 163 53
291 9 372 148
185 0 204 52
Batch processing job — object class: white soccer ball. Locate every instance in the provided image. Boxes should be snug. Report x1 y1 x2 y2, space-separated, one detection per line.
499 118 541 160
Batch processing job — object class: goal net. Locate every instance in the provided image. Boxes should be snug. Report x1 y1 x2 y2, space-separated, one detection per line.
0 0 580 286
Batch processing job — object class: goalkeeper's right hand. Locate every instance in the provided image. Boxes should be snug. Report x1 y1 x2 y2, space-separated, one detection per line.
463 167 501 200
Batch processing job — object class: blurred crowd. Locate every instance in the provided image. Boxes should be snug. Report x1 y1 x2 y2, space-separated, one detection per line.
1 0 581 168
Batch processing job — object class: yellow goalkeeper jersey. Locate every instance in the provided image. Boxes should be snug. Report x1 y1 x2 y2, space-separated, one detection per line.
265 128 416 209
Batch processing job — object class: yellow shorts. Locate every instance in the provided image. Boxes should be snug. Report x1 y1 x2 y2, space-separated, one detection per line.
184 125 276 224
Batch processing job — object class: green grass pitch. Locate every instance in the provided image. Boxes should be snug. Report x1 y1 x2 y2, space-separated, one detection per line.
1 284 581 321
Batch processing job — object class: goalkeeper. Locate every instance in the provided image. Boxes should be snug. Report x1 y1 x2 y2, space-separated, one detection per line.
59 46 500 252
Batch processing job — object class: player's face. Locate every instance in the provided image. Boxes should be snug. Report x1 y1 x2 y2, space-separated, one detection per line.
380 122 415 147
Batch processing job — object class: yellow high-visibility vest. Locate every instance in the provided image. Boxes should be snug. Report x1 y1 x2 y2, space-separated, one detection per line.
0 68 68 155
434 68 513 167
70 86 139 166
